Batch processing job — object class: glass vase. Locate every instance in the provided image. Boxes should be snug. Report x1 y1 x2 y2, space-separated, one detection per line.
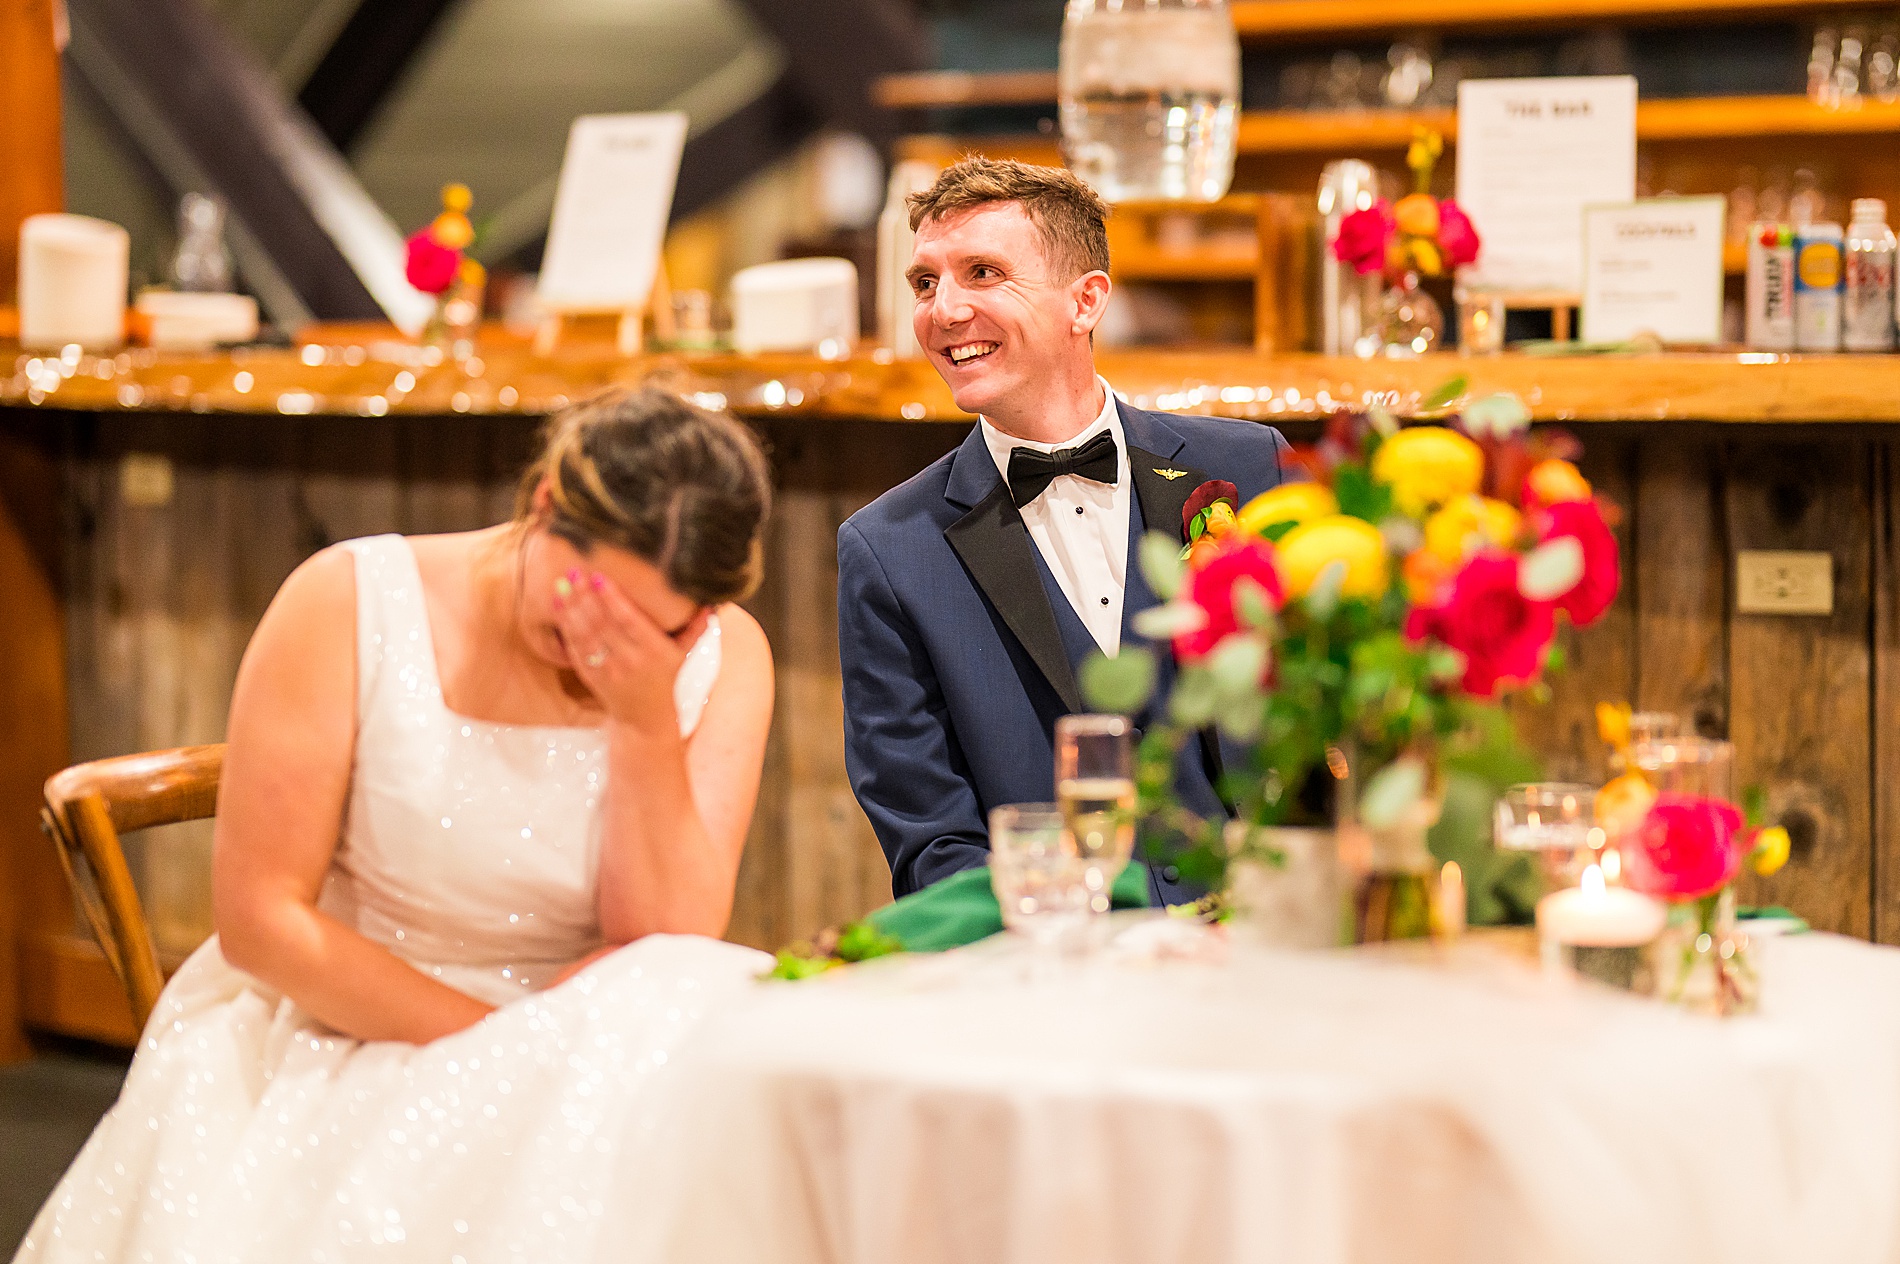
1655 888 1759 1016
1058 0 1240 202
1347 795 1443 943
1223 822 1342 949
1365 270 1445 358
421 269 484 358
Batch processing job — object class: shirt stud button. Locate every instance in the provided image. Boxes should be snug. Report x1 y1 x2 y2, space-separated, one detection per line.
1075 506 1084 515
1100 597 1110 605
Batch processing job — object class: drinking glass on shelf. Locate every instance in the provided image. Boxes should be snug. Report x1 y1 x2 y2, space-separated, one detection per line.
989 804 1091 947
1054 714 1136 917
1627 737 1734 801
1495 782 1599 889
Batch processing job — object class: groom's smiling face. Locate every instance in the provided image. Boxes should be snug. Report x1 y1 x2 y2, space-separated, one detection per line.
907 201 1104 423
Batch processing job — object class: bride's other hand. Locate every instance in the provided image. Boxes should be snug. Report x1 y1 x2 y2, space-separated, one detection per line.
554 568 711 734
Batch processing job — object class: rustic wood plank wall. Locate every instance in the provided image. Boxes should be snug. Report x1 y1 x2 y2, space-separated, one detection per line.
8 407 1900 1022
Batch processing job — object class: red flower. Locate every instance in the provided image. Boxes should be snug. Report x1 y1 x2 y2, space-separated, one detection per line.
1175 535 1284 661
405 230 460 294
1534 498 1619 626
1437 199 1481 268
1623 794 1745 901
1403 551 1555 697
1331 203 1394 276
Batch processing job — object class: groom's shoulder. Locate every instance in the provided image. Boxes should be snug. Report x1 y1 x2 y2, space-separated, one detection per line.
841 442 963 547
1138 405 1288 459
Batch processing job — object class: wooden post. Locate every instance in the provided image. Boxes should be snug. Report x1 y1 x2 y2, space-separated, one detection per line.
1 0 64 304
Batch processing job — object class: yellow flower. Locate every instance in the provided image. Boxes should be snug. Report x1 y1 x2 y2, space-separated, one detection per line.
442 182 473 213
1751 825 1791 877
1393 193 1441 240
457 257 486 287
1202 500 1238 537
431 210 475 250
1407 237 1444 278
1595 771 1657 842
1371 426 1484 518
1407 127 1445 177
1238 483 1338 536
1422 494 1520 564
1596 701 1632 751
1275 515 1390 600
1527 458 1593 506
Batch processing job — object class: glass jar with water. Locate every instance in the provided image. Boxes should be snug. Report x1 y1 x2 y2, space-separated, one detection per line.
1058 0 1240 203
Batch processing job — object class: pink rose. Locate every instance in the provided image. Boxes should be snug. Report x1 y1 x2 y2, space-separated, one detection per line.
1624 794 1745 901
1404 551 1555 697
1331 203 1394 276
405 230 460 294
1534 498 1619 626
1175 535 1284 662
1437 199 1481 268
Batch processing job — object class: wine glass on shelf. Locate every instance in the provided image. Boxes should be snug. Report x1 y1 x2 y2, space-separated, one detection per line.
1054 714 1136 919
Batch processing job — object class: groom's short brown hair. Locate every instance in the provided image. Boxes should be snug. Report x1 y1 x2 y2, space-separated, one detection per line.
906 157 1111 281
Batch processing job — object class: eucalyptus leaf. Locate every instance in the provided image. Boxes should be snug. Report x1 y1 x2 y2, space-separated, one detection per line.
1080 648 1157 714
1359 756 1427 829
1367 404 1399 437
1139 531 1186 600
1518 536 1585 600
1207 634 1270 698
1131 601 1208 640
1463 391 1531 438
1418 373 1470 415
1216 694 1265 742
1232 578 1277 632
1169 667 1220 728
1303 560 1347 620
1379 516 1424 555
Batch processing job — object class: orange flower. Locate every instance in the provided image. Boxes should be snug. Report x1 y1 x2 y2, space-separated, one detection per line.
1525 458 1593 507
1393 193 1441 239
1402 548 1455 602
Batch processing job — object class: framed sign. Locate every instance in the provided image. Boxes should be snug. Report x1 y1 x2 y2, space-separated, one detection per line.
536 112 687 315
1581 197 1727 345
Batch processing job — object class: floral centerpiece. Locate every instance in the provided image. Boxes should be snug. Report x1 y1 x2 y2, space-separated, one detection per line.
1592 705 1789 1013
405 182 485 350
1082 382 1619 944
1330 129 1480 358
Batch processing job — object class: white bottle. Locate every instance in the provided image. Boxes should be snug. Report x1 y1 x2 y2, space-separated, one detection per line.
1845 198 1897 351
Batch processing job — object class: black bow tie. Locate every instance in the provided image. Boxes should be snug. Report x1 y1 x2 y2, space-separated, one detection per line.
1005 430 1120 508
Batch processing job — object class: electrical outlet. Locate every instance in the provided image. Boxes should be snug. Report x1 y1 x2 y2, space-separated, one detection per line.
119 453 174 508
1736 550 1832 615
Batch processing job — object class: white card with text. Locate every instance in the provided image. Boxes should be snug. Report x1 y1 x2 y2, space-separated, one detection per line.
1455 76 1638 292
1581 197 1727 344
537 112 687 313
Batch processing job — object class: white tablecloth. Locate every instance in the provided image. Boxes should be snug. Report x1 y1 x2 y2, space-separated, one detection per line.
617 929 1900 1264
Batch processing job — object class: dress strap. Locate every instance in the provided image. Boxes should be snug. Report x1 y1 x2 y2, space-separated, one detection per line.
674 613 723 738
340 535 442 726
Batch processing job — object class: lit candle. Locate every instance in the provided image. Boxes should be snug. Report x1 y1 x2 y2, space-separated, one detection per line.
1437 861 1466 938
1537 865 1665 947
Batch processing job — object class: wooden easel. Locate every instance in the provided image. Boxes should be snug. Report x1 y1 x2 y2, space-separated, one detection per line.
532 260 677 357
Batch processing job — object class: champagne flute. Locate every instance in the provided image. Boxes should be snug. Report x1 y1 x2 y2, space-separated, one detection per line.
1054 714 1136 917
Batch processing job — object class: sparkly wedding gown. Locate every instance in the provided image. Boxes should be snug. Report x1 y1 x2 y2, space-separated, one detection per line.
16 535 769 1263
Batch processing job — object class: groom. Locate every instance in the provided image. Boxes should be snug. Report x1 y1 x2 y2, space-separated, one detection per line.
838 158 1295 904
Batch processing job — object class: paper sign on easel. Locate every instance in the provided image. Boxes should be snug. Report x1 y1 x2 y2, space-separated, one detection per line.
535 112 687 354
1454 77 1638 294
1581 197 1727 345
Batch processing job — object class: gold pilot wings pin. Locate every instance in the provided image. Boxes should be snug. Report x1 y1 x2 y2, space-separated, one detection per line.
1153 468 1190 480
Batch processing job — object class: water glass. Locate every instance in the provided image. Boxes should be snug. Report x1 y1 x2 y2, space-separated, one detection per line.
1054 714 1136 915
1627 736 1734 801
989 804 1090 945
1495 782 1598 889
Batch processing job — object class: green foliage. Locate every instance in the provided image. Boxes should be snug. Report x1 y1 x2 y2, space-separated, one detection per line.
834 921 905 962
1081 647 1158 714
1418 373 1470 414
1139 532 1186 600
1332 463 1394 524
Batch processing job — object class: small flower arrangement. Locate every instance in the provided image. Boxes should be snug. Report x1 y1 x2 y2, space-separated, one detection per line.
1331 129 1480 281
405 183 486 347
1082 379 1616 912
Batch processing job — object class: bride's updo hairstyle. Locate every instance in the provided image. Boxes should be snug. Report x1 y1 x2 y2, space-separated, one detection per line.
516 385 771 604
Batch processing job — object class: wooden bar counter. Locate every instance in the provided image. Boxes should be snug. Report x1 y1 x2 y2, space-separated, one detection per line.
5 329 1900 1048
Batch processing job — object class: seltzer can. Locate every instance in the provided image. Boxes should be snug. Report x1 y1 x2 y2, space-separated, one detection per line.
1793 222 1845 351
1744 223 1795 351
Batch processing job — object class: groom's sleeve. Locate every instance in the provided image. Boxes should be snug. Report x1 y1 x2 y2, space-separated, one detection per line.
837 520 992 898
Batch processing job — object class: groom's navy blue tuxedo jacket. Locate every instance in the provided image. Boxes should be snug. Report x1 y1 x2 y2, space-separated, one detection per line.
838 398 1295 904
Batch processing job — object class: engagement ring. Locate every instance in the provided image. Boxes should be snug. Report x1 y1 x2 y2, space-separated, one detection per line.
584 650 607 668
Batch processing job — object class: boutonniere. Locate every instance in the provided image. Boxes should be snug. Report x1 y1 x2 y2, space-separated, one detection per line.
1181 479 1240 564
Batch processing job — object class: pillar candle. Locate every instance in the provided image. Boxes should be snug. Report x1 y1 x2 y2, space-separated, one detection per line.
19 213 129 351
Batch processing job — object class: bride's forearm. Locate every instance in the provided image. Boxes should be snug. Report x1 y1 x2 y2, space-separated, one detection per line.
218 901 493 1043
596 725 739 941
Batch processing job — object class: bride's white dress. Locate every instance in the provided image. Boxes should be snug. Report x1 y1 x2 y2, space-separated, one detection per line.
16 534 769 1263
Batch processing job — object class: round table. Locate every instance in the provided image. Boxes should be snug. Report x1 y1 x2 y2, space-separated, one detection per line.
626 926 1900 1264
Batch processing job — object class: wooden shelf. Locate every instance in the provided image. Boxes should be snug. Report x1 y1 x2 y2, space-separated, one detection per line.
1113 245 1260 281
873 70 1058 111
1230 0 1876 40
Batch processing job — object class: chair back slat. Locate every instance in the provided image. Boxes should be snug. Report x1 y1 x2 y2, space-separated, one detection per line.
41 744 225 1033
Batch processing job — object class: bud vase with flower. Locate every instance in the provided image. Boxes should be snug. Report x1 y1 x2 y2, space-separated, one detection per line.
1081 383 1621 946
1330 129 1481 358
405 183 486 355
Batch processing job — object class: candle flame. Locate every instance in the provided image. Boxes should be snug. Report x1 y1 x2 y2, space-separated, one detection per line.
1581 863 1605 896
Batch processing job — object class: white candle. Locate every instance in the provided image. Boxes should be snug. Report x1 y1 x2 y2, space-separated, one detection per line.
19 214 130 351
1536 865 1665 948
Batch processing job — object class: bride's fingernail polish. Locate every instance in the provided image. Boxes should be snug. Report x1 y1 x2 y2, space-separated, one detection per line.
590 572 606 592
554 576 572 600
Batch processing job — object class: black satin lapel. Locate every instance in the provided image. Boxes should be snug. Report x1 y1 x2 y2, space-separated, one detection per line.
1127 446 1210 546
945 484 1085 715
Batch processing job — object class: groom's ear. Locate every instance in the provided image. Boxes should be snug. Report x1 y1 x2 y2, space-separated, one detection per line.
1070 269 1112 337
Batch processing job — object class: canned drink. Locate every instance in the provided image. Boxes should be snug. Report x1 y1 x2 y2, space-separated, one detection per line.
1745 223 1795 351
1794 222 1844 351
1845 198 1897 352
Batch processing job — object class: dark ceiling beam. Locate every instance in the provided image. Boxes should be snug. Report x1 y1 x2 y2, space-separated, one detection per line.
731 0 931 147
66 0 425 326
298 0 465 153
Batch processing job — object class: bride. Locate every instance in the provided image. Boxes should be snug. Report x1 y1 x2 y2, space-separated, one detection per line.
17 386 777 1261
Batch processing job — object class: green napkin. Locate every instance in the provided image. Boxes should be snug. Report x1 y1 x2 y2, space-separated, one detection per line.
868 863 1152 953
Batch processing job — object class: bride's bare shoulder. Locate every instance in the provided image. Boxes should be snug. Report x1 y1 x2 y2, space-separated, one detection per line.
240 543 360 679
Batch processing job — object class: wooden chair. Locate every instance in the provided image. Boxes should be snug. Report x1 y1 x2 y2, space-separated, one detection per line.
39 745 225 1033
